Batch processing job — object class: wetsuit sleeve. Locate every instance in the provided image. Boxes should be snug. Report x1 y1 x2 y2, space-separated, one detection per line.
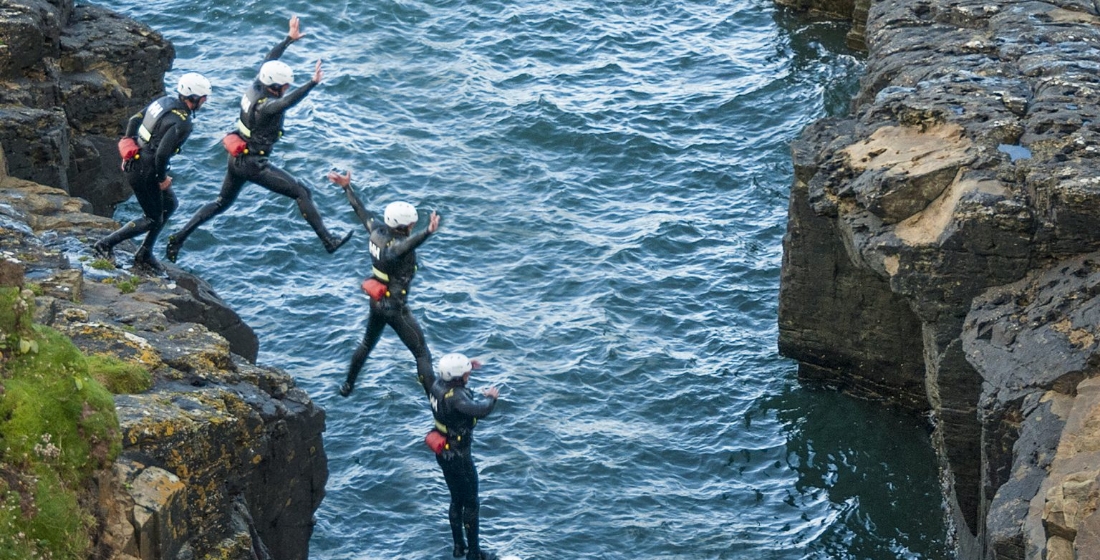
420 371 437 396
264 36 295 61
123 110 143 138
379 229 432 261
452 390 496 419
256 81 317 117
152 119 192 183
342 185 380 232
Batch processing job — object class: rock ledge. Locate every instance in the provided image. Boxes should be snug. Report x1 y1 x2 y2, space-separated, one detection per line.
778 0 1100 558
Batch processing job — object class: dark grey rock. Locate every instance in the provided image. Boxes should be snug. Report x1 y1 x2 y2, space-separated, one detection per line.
0 0 73 78
0 2 173 215
778 0 1100 557
0 106 70 191
166 270 260 364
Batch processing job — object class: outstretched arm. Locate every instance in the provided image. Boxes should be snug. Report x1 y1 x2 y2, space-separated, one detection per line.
264 15 304 61
382 212 440 258
256 59 321 116
452 389 497 419
328 170 379 231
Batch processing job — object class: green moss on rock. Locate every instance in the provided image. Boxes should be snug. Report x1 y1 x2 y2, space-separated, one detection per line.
0 287 34 353
86 354 152 394
0 287 125 560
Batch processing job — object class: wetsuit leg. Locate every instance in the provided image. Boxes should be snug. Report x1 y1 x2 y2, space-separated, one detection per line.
388 304 434 394
246 160 351 252
166 159 248 262
451 456 490 560
94 217 153 263
437 454 467 557
341 305 388 394
133 185 178 269
133 182 176 249
95 170 157 261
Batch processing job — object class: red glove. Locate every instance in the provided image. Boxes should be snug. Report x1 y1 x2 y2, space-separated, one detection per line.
117 137 139 160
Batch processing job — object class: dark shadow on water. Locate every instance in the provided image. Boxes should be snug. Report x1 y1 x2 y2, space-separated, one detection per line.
772 7 865 118
760 383 951 560
760 8 946 560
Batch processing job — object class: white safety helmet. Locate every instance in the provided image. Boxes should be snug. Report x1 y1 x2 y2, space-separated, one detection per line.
438 353 472 382
259 60 294 87
176 72 212 98
384 201 418 228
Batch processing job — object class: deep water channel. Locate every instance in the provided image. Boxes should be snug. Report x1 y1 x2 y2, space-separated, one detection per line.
106 1 948 558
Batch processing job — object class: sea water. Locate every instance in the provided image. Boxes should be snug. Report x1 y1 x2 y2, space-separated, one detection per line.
104 1 948 558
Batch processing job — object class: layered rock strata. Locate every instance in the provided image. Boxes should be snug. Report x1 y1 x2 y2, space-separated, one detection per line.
0 148 327 559
777 0 1100 558
0 0 173 216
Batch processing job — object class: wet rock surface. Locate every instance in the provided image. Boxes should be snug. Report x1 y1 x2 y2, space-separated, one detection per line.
778 0 1100 557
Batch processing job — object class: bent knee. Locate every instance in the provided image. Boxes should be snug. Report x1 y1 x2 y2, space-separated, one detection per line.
292 181 314 200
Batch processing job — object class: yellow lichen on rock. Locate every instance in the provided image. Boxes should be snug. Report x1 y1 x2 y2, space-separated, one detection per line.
1050 318 1098 351
58 321 164 372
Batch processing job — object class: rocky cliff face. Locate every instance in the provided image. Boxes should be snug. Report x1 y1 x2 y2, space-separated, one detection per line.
777 0 1100 558
0 0 173 216
0 145 327 559
0 3 327 558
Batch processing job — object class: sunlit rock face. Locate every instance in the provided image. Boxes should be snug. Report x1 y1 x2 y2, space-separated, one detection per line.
777 0 1100 558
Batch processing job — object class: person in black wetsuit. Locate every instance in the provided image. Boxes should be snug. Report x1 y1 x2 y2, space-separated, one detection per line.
164 15 351 263
326 170 440 397
428 353 500 560
94 72 211 273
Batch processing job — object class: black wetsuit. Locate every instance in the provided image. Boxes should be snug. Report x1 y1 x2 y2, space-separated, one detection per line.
429 377 497 560
165 36 348 262
339 185 435 395
95 95 192 270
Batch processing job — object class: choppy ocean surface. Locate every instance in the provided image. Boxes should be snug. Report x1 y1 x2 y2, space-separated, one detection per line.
103 1 948 558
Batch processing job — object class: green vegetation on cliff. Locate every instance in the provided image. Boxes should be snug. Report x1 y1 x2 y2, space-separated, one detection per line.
0 286 149 559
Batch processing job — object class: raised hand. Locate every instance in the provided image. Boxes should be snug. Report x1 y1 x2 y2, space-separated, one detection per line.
288 16 304 41
327 170 351 188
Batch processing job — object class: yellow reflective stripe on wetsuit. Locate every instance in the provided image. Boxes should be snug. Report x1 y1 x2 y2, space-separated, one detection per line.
434 420 470 441
433 388 476 438
372 266 390 282
435 388 458 438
